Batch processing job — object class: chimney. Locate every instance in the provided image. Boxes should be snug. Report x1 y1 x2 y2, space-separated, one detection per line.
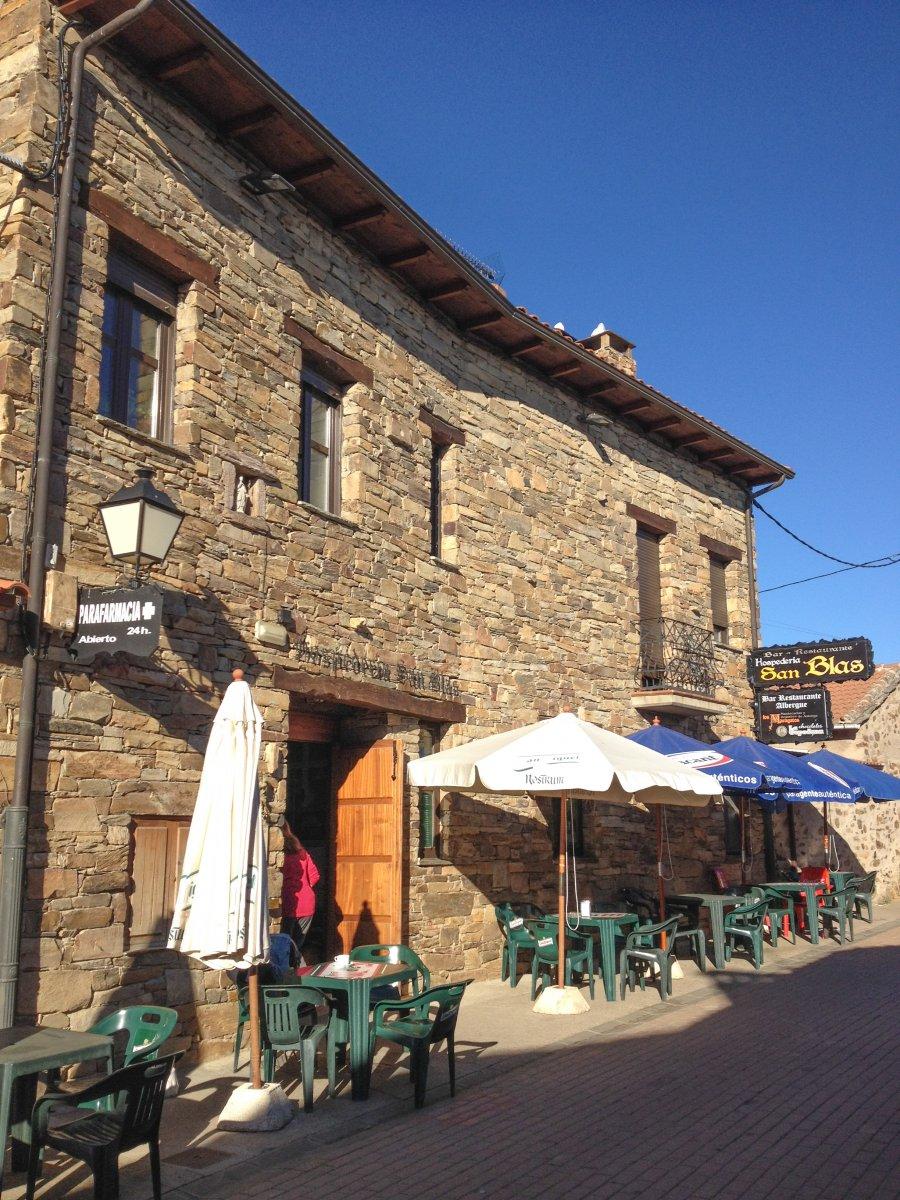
579 324 637 377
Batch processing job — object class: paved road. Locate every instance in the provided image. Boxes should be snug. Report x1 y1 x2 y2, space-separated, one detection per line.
168 919 899 1200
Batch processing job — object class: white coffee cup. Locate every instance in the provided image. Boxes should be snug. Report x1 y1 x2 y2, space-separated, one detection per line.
388 945 400 964
334 953 350 969
580 900 592 917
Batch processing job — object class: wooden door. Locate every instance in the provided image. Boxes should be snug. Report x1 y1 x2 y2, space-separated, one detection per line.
330 739 403 954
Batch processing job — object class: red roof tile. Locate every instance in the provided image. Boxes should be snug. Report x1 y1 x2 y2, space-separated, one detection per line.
827 664 900 724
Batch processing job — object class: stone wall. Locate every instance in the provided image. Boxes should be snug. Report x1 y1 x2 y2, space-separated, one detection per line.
1 2 767 1056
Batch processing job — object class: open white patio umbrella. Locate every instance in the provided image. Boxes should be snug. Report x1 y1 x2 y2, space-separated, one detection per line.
168 668 269 1092
409 713 721 1008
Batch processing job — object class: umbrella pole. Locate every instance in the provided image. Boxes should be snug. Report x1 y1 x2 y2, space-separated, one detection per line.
740 797 748 885
558 793 567 988
822 801 829 868
656 806 667 949
248 964 262 1090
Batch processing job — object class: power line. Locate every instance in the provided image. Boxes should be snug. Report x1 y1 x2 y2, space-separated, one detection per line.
761 556 900 594
753 499 900 570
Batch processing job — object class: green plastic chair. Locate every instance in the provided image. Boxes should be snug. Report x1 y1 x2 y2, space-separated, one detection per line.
261 985 334 1111
817 885 857 945
89 1007 178 1070
370 980 471 1108
350 944 431 1002
750 886 796 948
851 871 877 922
723 899 769 968
495 903 540 989
528 921 595 1000
619 917 682 1000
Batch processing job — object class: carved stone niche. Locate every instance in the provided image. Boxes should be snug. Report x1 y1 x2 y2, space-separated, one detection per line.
219 450 280 529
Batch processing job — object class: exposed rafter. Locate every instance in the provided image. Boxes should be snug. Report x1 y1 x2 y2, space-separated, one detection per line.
333 204 387 232
285 157 335 185
381 246 430 269
222 105 277 137
509 339 544 358
423 280 469 302
152 46 209 80
460 313 506 333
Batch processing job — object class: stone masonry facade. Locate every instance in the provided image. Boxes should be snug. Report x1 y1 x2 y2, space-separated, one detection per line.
1 0 784 1058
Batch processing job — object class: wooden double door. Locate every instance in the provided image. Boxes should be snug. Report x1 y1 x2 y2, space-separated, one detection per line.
329 739 404 955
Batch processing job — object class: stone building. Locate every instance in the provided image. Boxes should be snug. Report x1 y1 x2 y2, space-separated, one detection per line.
0 0 792 1057
772 666 900 901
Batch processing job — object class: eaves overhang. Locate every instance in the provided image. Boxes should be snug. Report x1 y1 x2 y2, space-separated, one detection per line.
58 0 793 487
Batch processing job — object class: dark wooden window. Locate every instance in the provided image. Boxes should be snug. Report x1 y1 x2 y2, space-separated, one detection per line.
129 817 190 950
300 368 342 514
549 798 585 858
636 525 663 623
430 441 446 558
100 249 176 439
723 803 742 857
709 554 730 645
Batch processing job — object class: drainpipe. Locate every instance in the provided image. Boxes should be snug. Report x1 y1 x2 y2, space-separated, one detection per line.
744 476 785 883
0 0 158 1029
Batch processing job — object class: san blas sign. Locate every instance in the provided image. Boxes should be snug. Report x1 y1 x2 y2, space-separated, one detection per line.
747 637 874 689
69 584 162 662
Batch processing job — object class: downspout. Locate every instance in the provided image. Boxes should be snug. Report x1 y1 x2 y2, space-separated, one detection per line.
744 476 786 883
0 0 159 1029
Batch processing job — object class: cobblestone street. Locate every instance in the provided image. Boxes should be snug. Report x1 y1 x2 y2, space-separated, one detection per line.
168 911 897 1200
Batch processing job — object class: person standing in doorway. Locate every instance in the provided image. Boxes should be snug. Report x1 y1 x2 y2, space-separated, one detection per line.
281 822 320 962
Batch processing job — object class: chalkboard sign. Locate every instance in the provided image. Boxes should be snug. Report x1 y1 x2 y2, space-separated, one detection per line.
747 637 873 688
756 687 833 744
70 585 162 662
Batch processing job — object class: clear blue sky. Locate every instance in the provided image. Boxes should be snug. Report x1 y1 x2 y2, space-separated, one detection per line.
196 0 900 660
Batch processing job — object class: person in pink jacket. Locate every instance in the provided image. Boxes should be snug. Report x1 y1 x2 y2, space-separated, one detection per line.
280 822 320 959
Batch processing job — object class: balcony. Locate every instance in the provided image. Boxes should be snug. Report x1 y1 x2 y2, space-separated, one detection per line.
632 617 728 718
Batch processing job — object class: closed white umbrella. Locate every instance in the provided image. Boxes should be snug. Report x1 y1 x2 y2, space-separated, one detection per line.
409 713 720 1007
168 668 269 1089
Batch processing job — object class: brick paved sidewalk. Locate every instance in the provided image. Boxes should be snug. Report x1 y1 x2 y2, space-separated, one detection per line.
8 912 898 1200
169 917 899 1200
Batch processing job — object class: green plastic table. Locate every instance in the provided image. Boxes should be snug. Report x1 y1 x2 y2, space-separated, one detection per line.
0 1025 113 1196
762 882 824 944
300 961 416 1100
551 913 640 1002
667 893 745 969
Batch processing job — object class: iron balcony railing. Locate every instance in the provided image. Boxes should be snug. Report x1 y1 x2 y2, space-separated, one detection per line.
636 617 723 697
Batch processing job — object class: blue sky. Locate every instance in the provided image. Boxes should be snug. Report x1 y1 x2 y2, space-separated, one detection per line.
196 1 900 660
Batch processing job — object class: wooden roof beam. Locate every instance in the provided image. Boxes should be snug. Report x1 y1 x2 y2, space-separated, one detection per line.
583 380 619 399
615 397 653 416
645 414 683 433
334 204 388 232
381 245 430 269
549 362 583 380
222 106 278 138
460 313 506 333
672 430 710 447
509 339 544 358
700 447 739 463
285 158 336 185
423 280 470 302
59 0 97 14
153 47 210 81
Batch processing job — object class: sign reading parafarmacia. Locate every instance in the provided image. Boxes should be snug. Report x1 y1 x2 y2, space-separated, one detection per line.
756 686 833 743
747 637 874 689
69 585 162 662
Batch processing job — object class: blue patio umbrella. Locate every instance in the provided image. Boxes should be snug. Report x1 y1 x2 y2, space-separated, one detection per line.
804 748 900 802
716 734 858 870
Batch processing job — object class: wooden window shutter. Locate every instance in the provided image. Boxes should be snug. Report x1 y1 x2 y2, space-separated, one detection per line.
636 526 662 623
709 555 729 638
130 822 170 945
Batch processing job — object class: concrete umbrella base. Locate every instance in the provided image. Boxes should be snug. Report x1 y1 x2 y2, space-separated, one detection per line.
217 1082 293 1132
532 984 591 1015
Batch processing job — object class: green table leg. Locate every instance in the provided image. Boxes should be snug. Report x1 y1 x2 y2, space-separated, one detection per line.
0 1066 13 1198
806 886 820 944
9 1072 37 1171
708 903 727 969
347 979 373 1101
598 923 618 1002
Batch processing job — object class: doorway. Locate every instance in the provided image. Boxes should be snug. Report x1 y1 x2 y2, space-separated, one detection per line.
286 712 404 959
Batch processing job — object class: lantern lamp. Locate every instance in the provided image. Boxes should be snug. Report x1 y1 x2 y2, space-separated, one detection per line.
99 467 183 581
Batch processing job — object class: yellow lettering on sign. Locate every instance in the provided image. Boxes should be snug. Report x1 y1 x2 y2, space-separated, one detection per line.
760 666 800 681
805 654 866 678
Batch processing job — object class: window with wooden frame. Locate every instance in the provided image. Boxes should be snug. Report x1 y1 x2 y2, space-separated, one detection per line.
129 817 190 950
709 554 730 645
421 409 465 562
636 525 663 627
300 367 342 514
100 246 177 440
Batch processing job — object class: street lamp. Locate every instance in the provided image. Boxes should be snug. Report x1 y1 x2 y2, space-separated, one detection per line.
99 467 184 582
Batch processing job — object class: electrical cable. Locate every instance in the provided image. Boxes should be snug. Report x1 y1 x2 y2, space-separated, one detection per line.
753 499 900 570
0 21 75 183
761 557 900 594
